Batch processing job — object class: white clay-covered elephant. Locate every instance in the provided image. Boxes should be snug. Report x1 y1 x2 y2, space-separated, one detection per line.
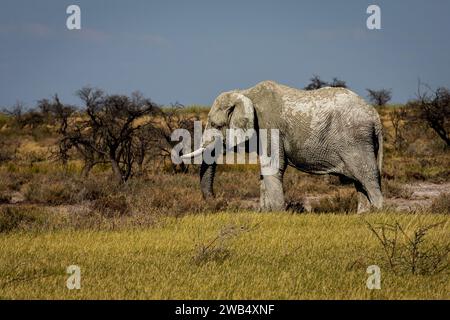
183 81 383 213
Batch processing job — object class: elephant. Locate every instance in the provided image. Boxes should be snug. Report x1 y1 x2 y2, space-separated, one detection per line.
182 80 383 213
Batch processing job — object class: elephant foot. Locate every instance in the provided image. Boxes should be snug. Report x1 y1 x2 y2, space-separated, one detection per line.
355 180 384 213
260 199 286 212
356 189 372 214
260 174 286 212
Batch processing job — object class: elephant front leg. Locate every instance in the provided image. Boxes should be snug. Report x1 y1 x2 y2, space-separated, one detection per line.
259 130 286 211
260 174 285 211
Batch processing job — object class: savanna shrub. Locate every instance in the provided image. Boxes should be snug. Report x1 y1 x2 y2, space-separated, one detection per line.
311 191 358 213
0 206 46 233
92 195 130 217
430 193 450 214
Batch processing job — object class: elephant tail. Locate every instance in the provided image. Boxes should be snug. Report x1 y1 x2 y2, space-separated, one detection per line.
375 123 383 176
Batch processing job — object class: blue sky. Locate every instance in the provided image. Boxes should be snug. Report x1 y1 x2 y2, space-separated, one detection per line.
0 0 449 107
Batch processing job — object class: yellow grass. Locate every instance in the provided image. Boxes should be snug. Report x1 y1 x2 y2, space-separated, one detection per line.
0 212 448 299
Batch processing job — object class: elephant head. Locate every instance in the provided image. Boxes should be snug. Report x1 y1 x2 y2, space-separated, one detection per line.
182 91 255 198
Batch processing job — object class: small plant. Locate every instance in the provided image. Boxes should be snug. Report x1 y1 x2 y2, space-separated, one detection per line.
192 223 259 265
92 195 130 217
0 259 61 290
23 176 77 205
430 193 450 214
366 221 450 275
0 206 46 233
0 139 18 163
311 191 357 213
0 192 11 204
382 180 413 199
286 200 306 213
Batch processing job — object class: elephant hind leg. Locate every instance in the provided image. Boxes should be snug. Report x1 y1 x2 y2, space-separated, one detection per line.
354 180 383 213
344 152 383 213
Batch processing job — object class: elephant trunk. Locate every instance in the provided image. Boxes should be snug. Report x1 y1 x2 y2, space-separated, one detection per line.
180 121 218 199
200 160 216 198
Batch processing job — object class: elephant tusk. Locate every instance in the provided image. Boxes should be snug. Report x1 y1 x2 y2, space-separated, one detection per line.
181 147 206 159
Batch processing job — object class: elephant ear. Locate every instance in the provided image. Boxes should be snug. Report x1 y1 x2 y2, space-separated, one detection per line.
228 93 255 146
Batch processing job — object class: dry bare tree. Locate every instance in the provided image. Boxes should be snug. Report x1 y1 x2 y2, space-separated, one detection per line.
151 103 199 173
304 75 347 90
366 88 392 106
53 87 160 182
304 75 328 90
29 89 200 179
79 88 160 182
389 107 407 151
409 84 450 147
330 77 347 88
37 95 77 166
2 102 45 129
